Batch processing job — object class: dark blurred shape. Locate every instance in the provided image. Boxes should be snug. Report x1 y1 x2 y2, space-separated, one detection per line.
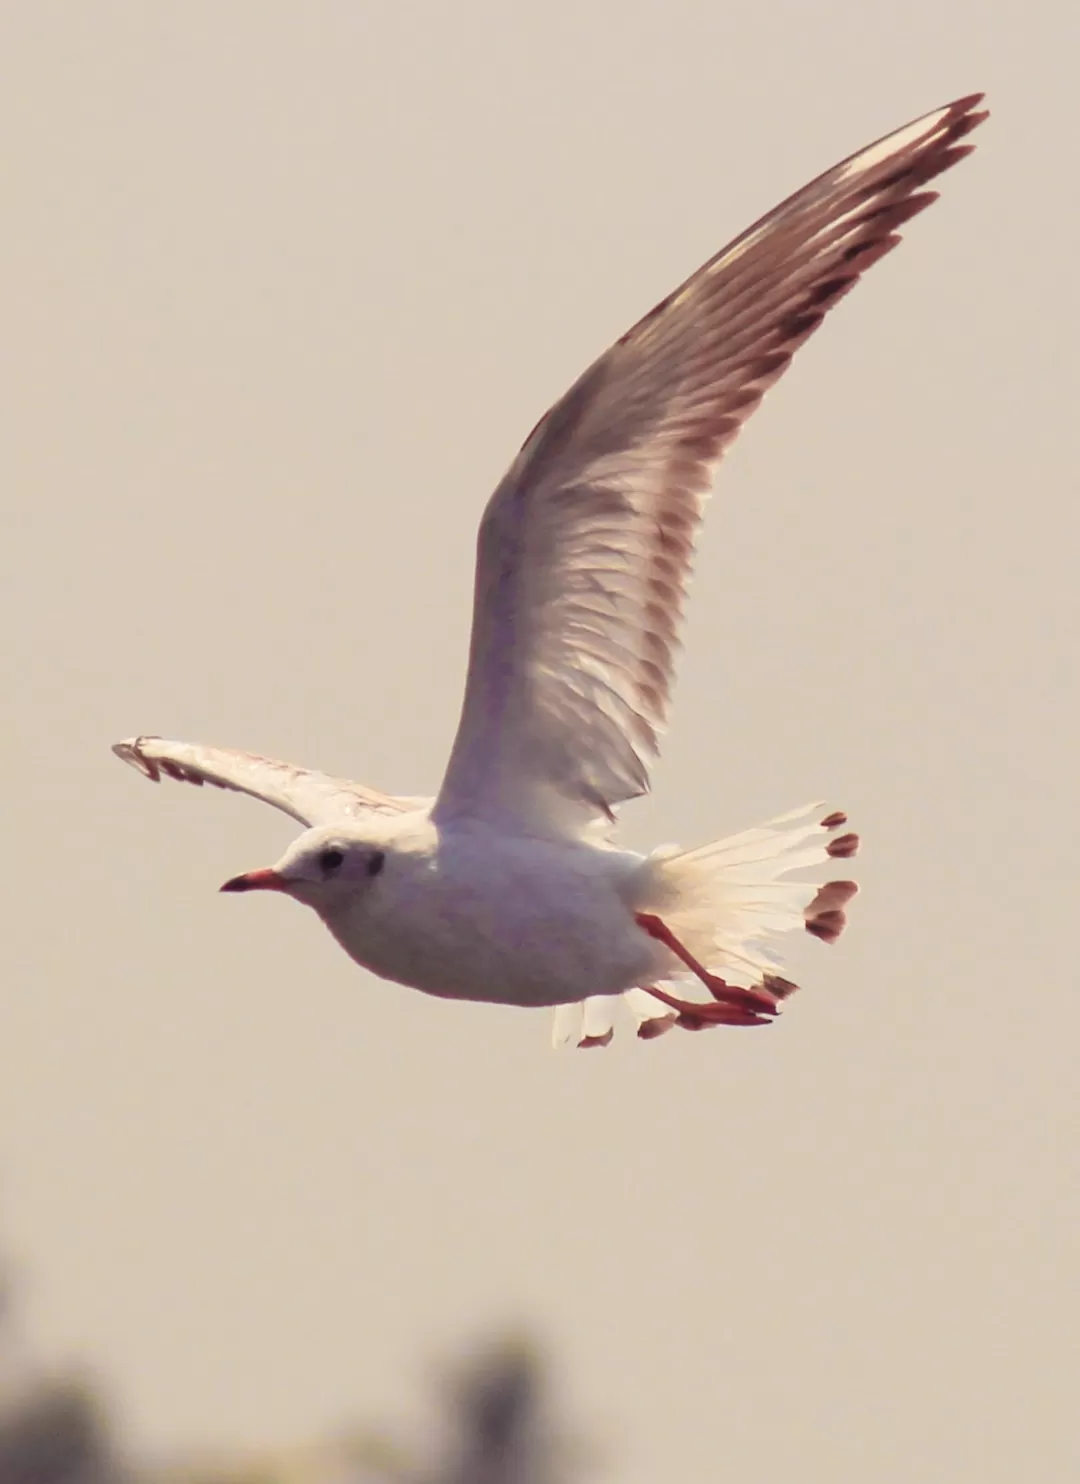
427 1336 582 1484
462 1342 538 1451
0 1379 123 1484
0 1283 589 1484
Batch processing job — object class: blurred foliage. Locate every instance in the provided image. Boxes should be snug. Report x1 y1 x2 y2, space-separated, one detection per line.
0 1307 589 1484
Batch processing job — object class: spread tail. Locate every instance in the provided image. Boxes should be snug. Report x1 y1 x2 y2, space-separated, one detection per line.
552 803 859 1048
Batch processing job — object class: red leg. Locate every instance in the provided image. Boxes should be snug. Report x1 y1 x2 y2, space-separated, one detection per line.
634 912 779 1016
640 981 776 1029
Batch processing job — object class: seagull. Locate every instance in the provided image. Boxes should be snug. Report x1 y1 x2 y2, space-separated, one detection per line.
114 94 985 1048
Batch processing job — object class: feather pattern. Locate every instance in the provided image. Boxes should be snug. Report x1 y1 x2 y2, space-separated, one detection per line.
112 736 426 828
433 94 986 837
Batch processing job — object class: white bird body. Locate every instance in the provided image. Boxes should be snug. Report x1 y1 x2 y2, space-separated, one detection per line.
113 94 985 1047
310 815 665 1008
298 807 855 1023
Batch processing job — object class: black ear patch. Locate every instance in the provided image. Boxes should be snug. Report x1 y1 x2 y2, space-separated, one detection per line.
367 851 386 878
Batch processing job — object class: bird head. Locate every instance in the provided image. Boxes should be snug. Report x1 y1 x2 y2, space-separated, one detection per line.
220 825 387 909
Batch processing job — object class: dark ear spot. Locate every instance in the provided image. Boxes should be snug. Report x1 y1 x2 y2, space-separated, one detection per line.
367 851 385 878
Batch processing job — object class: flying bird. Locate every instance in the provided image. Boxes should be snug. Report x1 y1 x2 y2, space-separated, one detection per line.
114 94 985 1048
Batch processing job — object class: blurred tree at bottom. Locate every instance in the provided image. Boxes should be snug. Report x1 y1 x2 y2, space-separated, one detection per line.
0 1284 590 1484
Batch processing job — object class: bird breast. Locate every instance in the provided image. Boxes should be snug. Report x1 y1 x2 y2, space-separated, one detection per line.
320 828 664 1007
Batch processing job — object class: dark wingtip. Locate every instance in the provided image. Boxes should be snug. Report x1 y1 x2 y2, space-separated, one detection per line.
637 1014 678 1041
827 831 860 859
949 91 989 122
762 973 800 1001
112 736 161 781
820 809 859 859
805 879 859 943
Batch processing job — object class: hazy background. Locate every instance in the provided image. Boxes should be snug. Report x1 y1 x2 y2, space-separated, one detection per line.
3 3 1077 1480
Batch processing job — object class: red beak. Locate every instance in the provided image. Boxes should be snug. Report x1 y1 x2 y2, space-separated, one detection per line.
219 868 288 894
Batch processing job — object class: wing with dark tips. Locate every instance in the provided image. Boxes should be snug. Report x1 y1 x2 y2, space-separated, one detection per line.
433 94 986 838
112 735 429 827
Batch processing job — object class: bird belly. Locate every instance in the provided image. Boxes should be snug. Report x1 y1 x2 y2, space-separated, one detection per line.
321 834 664 1007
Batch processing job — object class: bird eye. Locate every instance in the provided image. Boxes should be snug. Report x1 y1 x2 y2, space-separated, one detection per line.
319 847 345 874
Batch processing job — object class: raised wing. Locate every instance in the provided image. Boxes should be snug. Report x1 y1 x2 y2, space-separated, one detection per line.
433 94 986 838
113 735 428 828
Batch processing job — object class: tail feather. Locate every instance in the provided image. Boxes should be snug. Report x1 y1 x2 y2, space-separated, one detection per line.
804 878 859 943
551 803 859 1049
649 803 860 972
551 989 678 1049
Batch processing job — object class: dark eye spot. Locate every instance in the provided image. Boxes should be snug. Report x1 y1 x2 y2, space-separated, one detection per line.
367 850 385 878
319 847 345 875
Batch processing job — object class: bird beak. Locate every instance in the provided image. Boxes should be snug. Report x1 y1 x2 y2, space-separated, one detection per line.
219 867 288 894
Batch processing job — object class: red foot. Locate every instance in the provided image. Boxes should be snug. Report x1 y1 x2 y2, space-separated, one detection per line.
634 912 779 1018
640 982 775 1029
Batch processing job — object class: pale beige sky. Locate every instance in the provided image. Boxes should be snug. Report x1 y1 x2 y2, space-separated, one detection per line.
2 3 1078 1481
